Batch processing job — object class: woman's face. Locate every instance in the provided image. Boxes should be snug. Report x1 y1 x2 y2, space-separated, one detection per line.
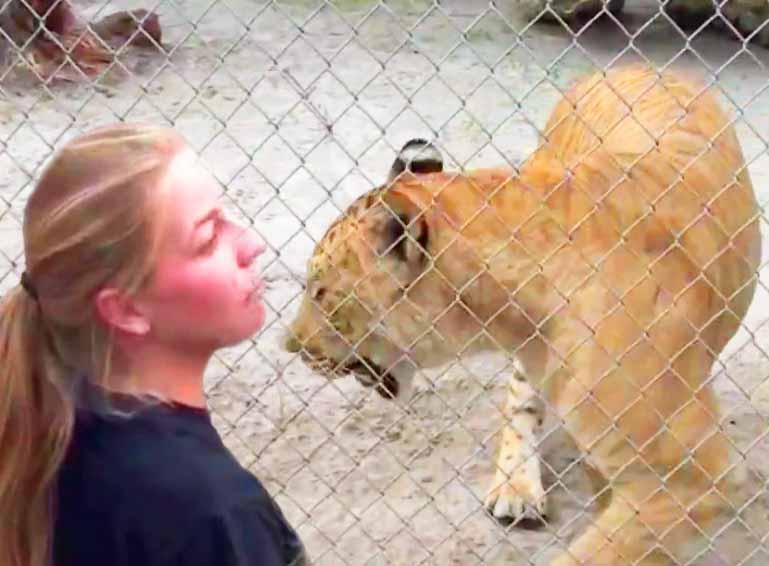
137 148 267 353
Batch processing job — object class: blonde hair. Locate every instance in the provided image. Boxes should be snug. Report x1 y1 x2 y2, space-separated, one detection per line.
0 122 188 566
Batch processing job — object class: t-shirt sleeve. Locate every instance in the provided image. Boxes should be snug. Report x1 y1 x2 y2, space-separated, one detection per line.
170 502 307 566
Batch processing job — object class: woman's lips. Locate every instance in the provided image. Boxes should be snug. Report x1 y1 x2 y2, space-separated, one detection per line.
246 278 266 304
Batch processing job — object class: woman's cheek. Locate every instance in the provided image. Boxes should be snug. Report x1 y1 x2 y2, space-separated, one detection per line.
189 272 235 312
158 263 228 310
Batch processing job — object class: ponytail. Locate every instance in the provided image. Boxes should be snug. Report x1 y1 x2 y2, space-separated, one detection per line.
0 122 188 566
0 282 74 566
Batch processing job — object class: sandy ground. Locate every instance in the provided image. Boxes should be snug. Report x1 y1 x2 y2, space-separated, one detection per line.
2 0 769 564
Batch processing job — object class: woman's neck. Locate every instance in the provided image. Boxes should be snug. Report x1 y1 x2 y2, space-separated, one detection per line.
106 344 211 408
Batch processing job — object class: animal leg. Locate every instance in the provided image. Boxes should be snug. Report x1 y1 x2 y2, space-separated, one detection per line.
546 307 732 565
484 362 548 528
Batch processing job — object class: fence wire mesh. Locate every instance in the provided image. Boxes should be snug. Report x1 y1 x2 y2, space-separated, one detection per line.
2 0 769 564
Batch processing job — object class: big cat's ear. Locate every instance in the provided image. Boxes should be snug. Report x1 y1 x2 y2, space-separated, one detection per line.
378 188 431 270
387 138 443 184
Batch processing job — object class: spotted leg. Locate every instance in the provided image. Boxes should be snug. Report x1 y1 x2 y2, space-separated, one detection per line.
484 362 548 528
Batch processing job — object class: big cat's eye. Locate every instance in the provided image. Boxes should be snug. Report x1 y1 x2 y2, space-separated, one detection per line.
312 287 326 302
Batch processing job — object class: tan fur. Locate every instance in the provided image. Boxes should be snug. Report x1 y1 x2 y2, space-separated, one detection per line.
286 65 763 564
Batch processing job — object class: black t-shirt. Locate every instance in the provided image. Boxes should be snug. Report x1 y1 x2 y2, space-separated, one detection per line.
53 387 307 566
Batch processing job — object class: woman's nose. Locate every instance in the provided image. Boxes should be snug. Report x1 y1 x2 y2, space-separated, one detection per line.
237 229 266 268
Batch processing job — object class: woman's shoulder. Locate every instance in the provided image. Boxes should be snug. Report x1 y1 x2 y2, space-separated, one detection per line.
55 403 306 566
62 401 262 510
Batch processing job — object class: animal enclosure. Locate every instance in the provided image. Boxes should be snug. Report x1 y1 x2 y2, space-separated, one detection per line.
1 1 769 564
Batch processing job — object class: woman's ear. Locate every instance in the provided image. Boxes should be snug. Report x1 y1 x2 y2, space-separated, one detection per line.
94 287 151 336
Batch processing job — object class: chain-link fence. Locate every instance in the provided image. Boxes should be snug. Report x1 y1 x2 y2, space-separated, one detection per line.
2 0 769 564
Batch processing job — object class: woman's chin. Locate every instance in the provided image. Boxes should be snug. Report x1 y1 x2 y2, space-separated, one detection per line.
216 310 266 349
243 307 266 339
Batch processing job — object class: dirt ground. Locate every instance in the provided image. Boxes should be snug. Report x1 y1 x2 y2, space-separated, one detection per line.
2 0 769 564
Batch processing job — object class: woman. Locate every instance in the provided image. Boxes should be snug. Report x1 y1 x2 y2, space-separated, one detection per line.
0 123 307 566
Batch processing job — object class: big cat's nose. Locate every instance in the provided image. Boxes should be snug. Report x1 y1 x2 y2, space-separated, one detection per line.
284 331 302 353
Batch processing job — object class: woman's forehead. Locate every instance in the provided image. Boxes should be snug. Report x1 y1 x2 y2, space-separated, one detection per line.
167 151 218 205
159 151 220 239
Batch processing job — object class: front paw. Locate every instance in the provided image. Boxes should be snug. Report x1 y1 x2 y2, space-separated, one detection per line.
484 474 548 529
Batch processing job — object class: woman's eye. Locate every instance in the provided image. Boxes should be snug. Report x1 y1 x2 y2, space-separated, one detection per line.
199 219 221 253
